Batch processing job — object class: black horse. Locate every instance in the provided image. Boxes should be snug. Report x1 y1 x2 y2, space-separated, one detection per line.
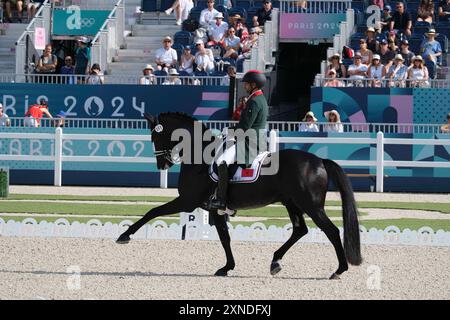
117 112 362 279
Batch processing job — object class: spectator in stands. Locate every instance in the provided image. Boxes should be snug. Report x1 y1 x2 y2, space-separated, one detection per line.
3 0 23 23
234 18 249 41
365 27 378 53
387 30 399 49
377 5 393 33
358 39 373 66
221 65 236 85
299 111 319 133
86 63 104 85
228 13 242 28
370 0 384 10
323 69 344 87
54 111 66 128
74 37 91 83
155 36 178 71
367 54 386 87
398 39 414 67
194 40 215 73
327 53 346 78
36 44 57 83
417 0 434 24
0 103 11 127
163 68 182 85
420 29 442 75
387 54 408 87
438 0 450 22
222 27 241 59
253 0 272 33
207 12 228 47
324 110 344 133
390 1 412 37
407 55 430 87
293 0 309 13
24 99 52 127
237 28 258 62
60 55 75 84
377 39 395 73
348 53 368 86
27 0 43 20
440 113 450 133
140 64 156 85
199 0 219 28
179 46 195 75
164 0 194 26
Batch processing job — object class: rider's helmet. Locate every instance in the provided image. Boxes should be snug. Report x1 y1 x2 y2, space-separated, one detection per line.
242 70 266 89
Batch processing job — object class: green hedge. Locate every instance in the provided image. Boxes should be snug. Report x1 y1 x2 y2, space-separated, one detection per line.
0 169 9 198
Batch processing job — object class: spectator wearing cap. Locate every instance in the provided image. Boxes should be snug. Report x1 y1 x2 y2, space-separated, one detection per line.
377 38 395 72
86 63 104 85
155 36 178 71
417 0 434 24
194 40 215 73
440 113 450 133
420 29 442 69
397 39 414 67
378 5 393 32
367 54 386 87
74 37 91 83
407 55 429 87
387 54 408 87
348 53 368 81
365 27 379 53
24 99 53 128
54 111 66 128
299 111 319 132
358 39 373 66
438 0 450 22
327 53 346 78
140 64 156 85
164 0 194 26
324 110 344 133
323 69 344 87
207 12 228 47
0 103 10 127
390 1 412 37
179 46 195 74
60 55 75 84
163 68 182 85
222 27 241 60
199 0 219 28
253 0 272 33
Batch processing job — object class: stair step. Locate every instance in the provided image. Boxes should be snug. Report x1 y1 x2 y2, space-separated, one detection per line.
113 56 155 63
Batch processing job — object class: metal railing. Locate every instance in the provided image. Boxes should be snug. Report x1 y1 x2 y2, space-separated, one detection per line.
53 0 116 10
314 76 450 88
279 0 352 14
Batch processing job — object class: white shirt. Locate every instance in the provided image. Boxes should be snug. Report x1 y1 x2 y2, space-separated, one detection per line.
224 35 241 48
324 123 344 133
299 123 319 132
163 78 182 85
155 47 178 65
208 21 229 42
195 50 215 72
200 8 219 27
369 64 384 79
0 113 9 126
348 64 368 80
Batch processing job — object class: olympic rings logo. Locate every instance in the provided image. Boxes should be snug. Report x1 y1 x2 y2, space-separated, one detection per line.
80 18 96 28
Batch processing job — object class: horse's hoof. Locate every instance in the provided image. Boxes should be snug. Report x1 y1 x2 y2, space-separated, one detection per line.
116 234 130 244
270 261 282 276
329 273 341 280
214 268 228 277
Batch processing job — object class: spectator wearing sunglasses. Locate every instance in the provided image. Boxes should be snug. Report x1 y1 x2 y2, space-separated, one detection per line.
155 36 178 71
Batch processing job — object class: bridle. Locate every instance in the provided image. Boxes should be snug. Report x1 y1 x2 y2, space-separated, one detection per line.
151 122 180 165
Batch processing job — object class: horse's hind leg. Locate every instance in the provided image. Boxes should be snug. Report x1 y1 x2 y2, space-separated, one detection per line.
306 207 348 279
213 212 235 276
270 201 308 276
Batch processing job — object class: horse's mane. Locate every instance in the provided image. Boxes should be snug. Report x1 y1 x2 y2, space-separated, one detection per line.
158 112 207 131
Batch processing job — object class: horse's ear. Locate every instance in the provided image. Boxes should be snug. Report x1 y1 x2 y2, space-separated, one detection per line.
144 113 156 125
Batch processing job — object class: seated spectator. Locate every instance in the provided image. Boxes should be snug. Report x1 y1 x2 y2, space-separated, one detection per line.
24 99 53 128
299 111 319 133
347 54 368 86
228 13 242 27
323 69 344 87
253 0 272 33
389 1 412 37
420 29 442 72
3 0 23 23
163 68 182 85
232 97 248 121
0 103 10 127
327 53 346 78
407 55 430 87
397 39 414 67
234 18 249 41
207 12 228 47
194 40 215 73
377 39 395 73
237 28 258 62
293 0 310 13
164 0 194 26
74 37 91 82
386 30 399 49
387 54 408 87
377 5 393 33
199 0 219 28
140 64 156 85
222 27 241 59
438 0 450 22
86 63 104 85
367 54 386 87
220 65 236 85
323 110 344 133
36 44 57 83
28 0 43 21
60 55 75 84
365 27 379 53
179 46 195 75
155 36 178 71
440 113 450 133
417 0 434 24
358 39 373 66
370 0 384 10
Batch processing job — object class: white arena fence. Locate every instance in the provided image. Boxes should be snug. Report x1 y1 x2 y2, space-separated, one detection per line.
1 217 449 247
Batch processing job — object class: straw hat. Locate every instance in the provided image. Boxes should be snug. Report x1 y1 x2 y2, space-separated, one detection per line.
302 111 318 122
366 27 375 33
394 54 404 61
412 55 423 63
372 54 381 60
215 12 224 19
324 109 341 122
425 29 438 36
163 36 173 43
143 64 154 71
328 53 342 63
168 68 179 76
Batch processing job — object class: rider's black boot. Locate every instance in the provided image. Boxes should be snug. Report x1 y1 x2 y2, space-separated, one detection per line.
203 162 228 210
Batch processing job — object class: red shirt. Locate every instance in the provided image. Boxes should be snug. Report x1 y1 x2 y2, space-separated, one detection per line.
25 105 46 124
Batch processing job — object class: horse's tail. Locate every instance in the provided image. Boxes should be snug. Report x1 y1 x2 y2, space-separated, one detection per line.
322 159 362 266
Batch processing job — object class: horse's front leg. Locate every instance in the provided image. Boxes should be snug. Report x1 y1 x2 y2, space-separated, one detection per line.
116 197 190 244
212 212 235 276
